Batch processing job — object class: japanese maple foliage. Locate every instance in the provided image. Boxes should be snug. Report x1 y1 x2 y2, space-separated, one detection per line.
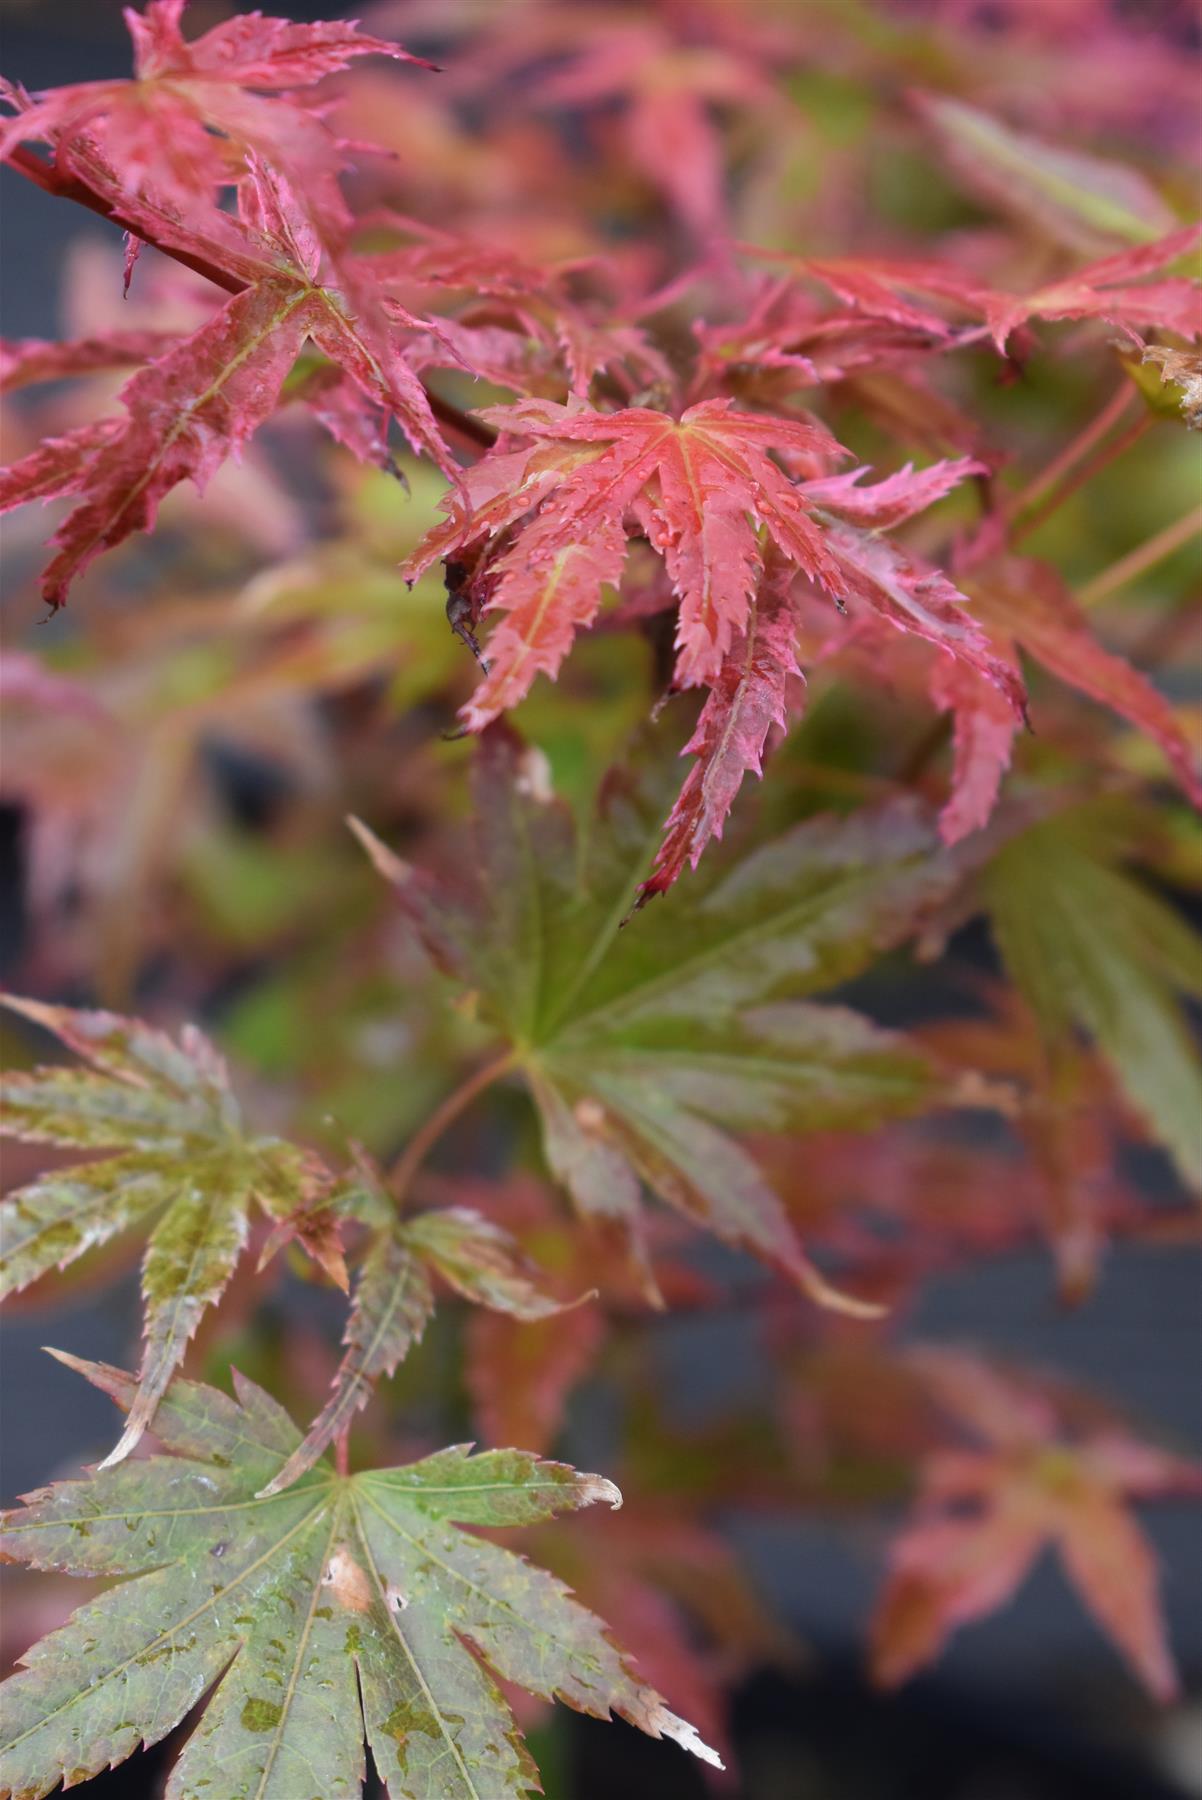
1 1 1200 1796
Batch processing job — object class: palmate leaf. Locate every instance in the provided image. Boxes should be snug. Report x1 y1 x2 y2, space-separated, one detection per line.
353 728 960 1310
405 403 1021 888
407 400 1019 723
872 1350 1202 1701
0 1354 718 1800
0 996 341 1468
983 814 1202 1189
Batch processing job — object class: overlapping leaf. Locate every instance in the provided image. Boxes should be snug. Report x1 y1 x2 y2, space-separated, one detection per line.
262 1166 591 1495
0 1354 719 1799
0 996 341 1466
872 1350 1202 1699
366 224 673 400
0 161 451 606
353 728 961 1308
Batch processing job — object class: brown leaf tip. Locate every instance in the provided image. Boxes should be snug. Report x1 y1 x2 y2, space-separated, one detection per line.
577 1473 623 1509
645 1702 724 1769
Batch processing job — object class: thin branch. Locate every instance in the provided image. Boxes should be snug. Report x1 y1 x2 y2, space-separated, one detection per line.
7 144 245 294
425 387 499 450
1010 411 1152 546
386 1050 517 1207
1076 504 1202 608
1006 380 1136 523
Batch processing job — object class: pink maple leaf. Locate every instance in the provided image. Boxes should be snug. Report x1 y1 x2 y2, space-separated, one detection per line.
0 0 428 224
873 1349 1202 1701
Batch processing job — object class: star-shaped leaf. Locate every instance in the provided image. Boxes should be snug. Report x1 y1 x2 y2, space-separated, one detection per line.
0 996 340 1467
0 1353 719 1799
872 1350 1202 1700
353 728 961 1310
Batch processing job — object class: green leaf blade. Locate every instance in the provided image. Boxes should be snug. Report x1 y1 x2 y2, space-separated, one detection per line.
0 1360 719 1799
0 1161 162 1298
985 819 1202 1188
259 1226 436 1499
1 1001 340 1462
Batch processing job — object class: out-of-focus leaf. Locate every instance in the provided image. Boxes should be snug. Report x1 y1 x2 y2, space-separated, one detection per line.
0 3 426 227
915 93 1178 253
458 1178 712 1454
983 817 1202 1188
872 1349 1202 1700
984 223 1202 349
0 1353 720 1799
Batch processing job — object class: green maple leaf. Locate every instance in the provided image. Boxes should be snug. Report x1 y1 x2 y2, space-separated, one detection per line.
984 813 1202 1189
0 998 342 1467
261 1169 593 1497
352 727 960 1312
0 1355 718 1800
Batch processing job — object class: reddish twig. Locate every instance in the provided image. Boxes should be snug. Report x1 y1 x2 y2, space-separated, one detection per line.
386 1050 517 1207
1010 410 1152 546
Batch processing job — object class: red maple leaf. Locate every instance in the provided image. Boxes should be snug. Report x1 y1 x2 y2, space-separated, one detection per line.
872 1349 1202 1701
0 161 452 606
0 1 427 225
408 410 1022 888
406 396 851 710
937 555 1202 836
985 223 1202 349
410 403 1017 710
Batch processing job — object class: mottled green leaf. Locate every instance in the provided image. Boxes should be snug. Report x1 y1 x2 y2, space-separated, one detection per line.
0 1354 719 1799
0 998 339 1464
356 729 958 1309
262 1179 589 1496
984 817 1202 1188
